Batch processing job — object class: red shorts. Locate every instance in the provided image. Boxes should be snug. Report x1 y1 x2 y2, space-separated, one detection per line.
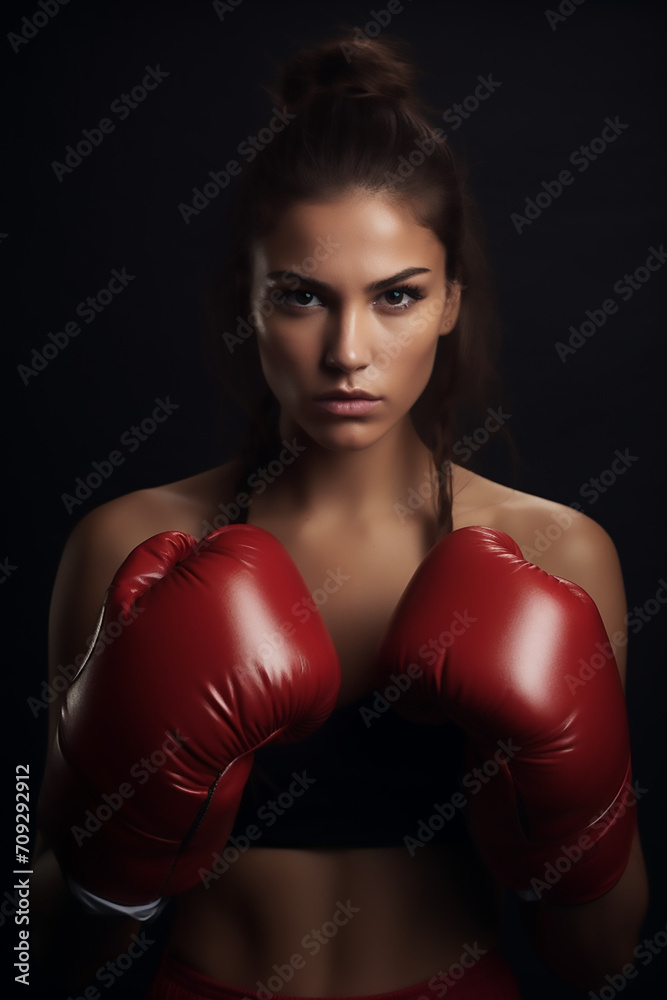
146 948 522 999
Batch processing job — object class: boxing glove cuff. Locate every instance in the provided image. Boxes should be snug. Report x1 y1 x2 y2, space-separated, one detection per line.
470 755 637 905
66 875 167 921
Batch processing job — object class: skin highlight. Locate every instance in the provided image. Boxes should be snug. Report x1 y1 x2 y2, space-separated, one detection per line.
249 190 461 456
32 189 648 996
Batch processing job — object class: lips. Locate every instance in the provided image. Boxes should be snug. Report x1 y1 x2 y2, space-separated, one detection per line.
315 390 381 401
314 394 382 416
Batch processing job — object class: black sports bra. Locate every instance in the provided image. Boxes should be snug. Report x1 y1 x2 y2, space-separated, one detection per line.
227 501 470 849
230 693 468 848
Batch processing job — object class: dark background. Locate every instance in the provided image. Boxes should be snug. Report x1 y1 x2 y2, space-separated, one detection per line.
1 0 665 996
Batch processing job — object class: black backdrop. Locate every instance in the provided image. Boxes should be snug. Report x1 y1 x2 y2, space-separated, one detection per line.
1 0 665 997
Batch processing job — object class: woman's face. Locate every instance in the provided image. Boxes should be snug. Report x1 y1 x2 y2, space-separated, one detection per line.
249 189 460 452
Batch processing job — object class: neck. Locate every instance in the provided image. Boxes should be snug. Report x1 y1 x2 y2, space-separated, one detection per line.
263 412 440 525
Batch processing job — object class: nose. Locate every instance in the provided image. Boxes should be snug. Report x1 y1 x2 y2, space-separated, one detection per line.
323 307 374 373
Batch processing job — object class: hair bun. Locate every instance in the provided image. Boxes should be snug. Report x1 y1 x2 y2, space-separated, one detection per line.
274 31 420 109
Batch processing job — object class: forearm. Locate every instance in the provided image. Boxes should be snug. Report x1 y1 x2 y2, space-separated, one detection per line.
32 848 143 989
531 827 649 990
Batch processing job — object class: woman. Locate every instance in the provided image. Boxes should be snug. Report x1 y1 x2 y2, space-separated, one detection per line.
34 30 648 999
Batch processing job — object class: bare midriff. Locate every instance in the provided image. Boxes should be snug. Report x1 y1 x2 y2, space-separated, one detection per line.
158 462 512 995
167 843 500 995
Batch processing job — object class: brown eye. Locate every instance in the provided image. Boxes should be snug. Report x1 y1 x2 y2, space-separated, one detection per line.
379 284 426 310
276 288 323 310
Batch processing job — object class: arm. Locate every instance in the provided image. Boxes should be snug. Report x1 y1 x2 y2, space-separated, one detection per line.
376 515 649 992
33 499 161 986
31 849 143 988
34 497 341 988
520 513 649 989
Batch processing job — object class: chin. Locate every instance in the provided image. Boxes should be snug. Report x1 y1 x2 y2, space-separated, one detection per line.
280 406 396 453
310 424 392 453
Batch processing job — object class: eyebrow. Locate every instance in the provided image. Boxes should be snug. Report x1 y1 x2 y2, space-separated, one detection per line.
265 266 432 294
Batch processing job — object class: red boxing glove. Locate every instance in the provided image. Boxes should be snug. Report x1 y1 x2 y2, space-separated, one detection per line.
376 525 636 904
38 525 340 908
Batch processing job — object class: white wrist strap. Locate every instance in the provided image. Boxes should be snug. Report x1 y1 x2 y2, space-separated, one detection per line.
66 875 166 921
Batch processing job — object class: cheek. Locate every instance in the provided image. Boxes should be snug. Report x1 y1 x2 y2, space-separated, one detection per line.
256 329 312 399
395 334 440 393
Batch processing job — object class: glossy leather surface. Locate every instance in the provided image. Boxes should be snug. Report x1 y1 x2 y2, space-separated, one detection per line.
377 525 636 903
38 525 341 904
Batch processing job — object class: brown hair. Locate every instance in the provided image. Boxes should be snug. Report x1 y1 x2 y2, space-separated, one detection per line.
203 28 504 535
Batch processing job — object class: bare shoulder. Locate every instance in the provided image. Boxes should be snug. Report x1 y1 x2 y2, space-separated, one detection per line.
68 457 243 554
48 459 242 709
53 457 243 627
451 464 628 681
451 464 621 580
